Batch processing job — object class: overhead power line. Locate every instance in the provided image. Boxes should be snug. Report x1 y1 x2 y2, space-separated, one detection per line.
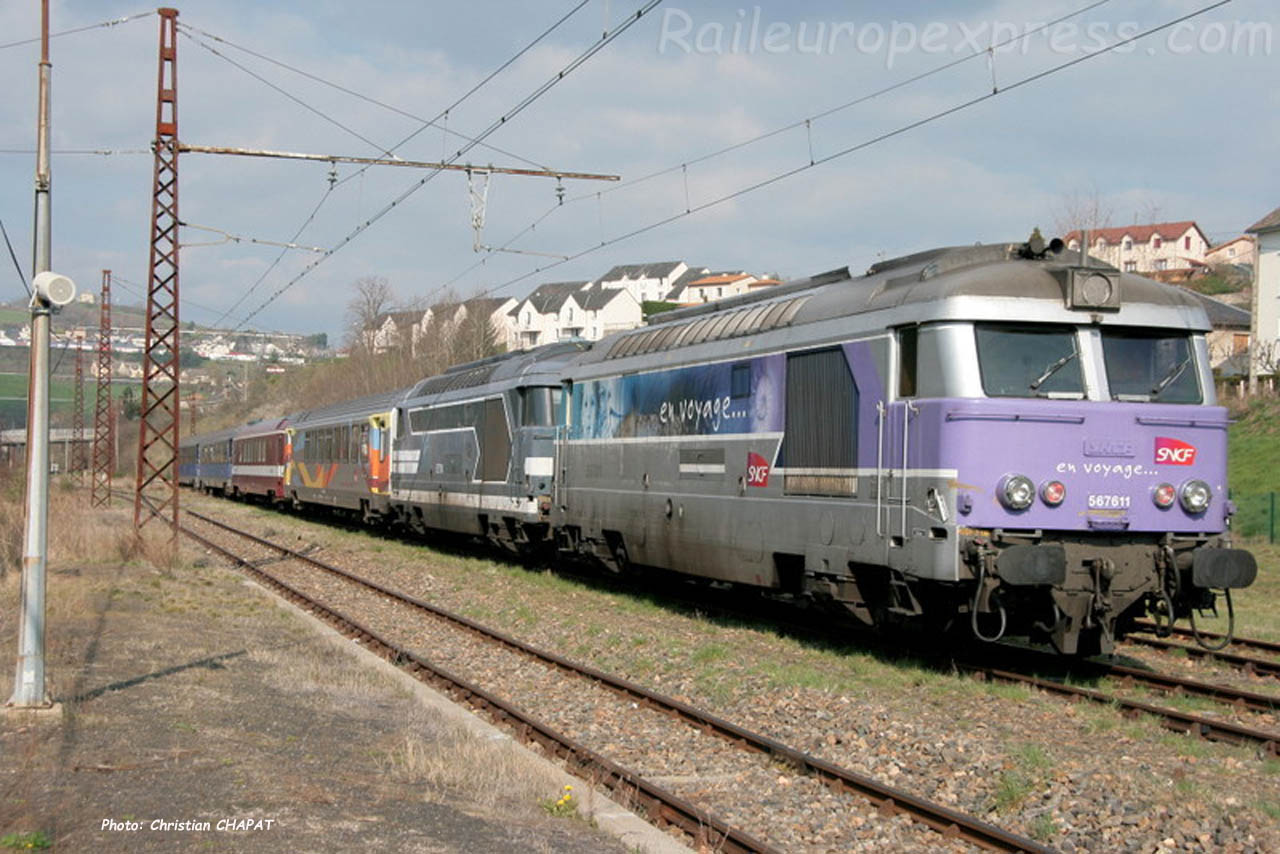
232 0 663 332
0 218 31 298
435 0 1114 294
0 11 152 51
180 1 594 331
178 221 328 253
450 0 1233 305
175 18 573 171
206 185 334 329
0 148 150 156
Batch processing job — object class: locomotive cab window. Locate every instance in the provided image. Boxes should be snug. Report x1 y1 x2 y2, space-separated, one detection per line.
975 323 1084 399
1101 329 1201 404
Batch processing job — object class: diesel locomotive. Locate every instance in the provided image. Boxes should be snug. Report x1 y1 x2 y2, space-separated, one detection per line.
180 237 1257 655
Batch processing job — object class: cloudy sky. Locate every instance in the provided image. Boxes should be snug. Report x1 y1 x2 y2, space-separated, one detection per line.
0 0 1275 343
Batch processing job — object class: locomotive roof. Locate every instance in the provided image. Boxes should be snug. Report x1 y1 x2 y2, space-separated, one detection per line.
404 340 590 401
575 242 1211 368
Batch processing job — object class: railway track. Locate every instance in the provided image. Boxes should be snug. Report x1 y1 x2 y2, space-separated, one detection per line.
1122 634 1280 681
560 572 1280 753
180 507 1050 854
1132 620 1280 656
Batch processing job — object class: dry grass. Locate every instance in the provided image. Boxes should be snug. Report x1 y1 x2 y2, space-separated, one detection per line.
247 632 579 820
385 717 579 815
0 471 145 578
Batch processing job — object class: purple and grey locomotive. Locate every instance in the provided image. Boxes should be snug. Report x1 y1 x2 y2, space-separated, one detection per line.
184 236 1256 657
556 238 1256 654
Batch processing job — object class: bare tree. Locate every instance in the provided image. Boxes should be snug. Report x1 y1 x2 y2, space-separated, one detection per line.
343 275 396 352
449 302 503 367
1050 185 1114 239
1136 197 1164 225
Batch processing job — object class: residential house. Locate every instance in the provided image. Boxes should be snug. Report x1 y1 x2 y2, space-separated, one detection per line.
1247 206 1280 375
679 271 757 304
1064 221 1210 276
369 309 431 354
660 266 711 303
596 261 689 304
576 284 642 340
1205 235 1257 271
1180 290 1252 372
509 281 591 348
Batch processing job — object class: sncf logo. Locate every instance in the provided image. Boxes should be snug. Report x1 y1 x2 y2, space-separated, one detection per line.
1154 437 1197 466
746 452 770 487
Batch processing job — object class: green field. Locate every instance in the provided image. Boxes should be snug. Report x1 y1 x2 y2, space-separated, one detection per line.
0 372 137 429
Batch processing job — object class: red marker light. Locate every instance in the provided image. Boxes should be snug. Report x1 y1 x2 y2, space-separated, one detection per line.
1041 481 1066 506
1153 483 1176 509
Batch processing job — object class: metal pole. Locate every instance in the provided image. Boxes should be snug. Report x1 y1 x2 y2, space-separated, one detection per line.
10 0 54 708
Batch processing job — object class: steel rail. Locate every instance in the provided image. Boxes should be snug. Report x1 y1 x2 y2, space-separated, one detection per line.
184 508 1051 854
961 664 1279 755
1123 635 1280 680
1131 621 1280 656
178 520 776 854
1101 661 1280 714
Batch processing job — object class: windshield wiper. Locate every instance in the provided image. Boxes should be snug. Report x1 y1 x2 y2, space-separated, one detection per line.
1151 356 1191 397
1029 351 1078 391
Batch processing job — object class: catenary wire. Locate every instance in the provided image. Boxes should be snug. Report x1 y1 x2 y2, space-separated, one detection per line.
206 185 334 329
0 218 31 298
434 0 1114 294
0 11 153 51
450 0 1234 304
0 148 150 156
231 0 663 332
179 30 402 159
182 1 592 330
174 20 566 171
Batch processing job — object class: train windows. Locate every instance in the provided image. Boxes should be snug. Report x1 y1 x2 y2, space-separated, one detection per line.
898 325 950 398
1101 330 1201 404
975 324 1083 398
898 326 918 398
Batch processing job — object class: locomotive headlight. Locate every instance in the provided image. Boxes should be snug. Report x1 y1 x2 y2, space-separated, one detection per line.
1152 483 1177 509
1179 480 1212 514
1000 474 1035 511
1040 480 1066 506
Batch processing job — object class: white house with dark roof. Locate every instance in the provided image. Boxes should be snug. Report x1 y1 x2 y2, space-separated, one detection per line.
509 280 643 347
597 261 689 304
661 266 711 302
1064 221 1210 274
509 281 590 348
577 284 641 339
1247 206 1280 377
369 309 431 354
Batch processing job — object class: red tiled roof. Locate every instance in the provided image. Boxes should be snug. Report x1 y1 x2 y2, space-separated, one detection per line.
1064 221 1202 245
689 272 751 286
